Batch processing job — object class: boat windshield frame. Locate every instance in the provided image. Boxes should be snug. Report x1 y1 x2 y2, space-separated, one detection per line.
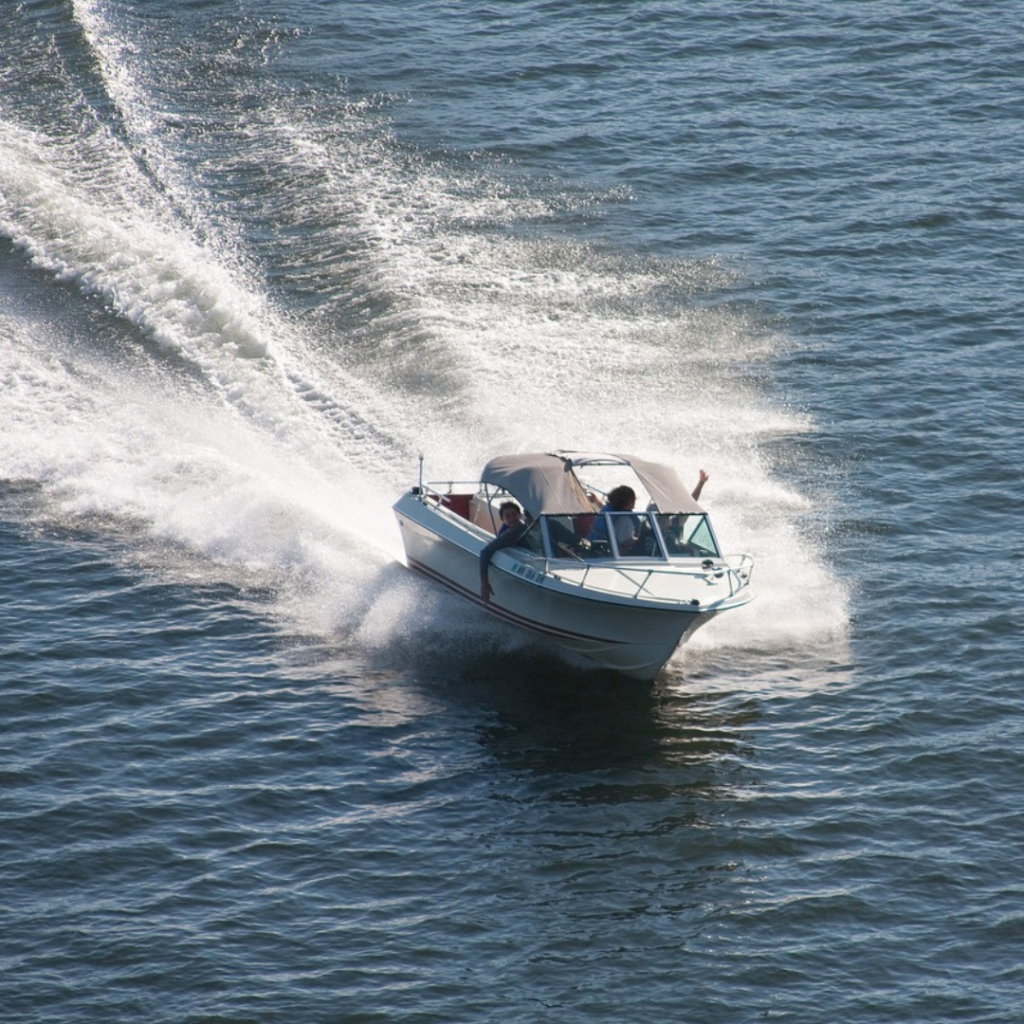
539 510 721 561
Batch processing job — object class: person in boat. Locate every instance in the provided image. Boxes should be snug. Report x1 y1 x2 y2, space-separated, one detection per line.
660 469 712 553
480 501 530 603
587 485 641 553
496 500 523 536
586 470 710 555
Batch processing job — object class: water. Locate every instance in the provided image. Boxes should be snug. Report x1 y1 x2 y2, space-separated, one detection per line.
2 1 1023 1020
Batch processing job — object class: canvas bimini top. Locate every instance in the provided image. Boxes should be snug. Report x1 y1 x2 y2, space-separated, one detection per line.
479 451 705 519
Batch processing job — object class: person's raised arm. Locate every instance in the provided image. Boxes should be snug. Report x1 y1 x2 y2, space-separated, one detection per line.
691 469 709 502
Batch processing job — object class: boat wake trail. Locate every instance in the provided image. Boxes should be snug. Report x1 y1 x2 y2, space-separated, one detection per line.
0 0 848 679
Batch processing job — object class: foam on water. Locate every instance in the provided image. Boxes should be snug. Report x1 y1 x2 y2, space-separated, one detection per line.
0 0 848 674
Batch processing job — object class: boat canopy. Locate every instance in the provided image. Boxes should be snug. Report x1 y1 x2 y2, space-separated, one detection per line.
480 451 704 518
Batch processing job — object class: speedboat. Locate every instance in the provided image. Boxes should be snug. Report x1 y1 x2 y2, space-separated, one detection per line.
392 450 754 680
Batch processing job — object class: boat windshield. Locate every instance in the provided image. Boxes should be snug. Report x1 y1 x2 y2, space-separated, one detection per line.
655 513 720 558
540 511 720 560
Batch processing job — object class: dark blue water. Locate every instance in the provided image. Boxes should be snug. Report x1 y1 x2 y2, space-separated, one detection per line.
3 1 1024 1020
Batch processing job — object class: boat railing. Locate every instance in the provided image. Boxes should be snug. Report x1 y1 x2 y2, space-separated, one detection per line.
413 480 518 535
413 481 480 502
412 481 484 521
539 551 754 604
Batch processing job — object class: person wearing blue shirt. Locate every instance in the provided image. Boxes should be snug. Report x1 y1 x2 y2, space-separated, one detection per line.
587 471 709 555
587 485 641 553
480 501 529 603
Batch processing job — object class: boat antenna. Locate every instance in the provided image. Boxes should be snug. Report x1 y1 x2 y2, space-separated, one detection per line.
417 452 424 497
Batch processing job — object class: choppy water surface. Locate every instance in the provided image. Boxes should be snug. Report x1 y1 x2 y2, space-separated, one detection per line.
2 1 1023 1020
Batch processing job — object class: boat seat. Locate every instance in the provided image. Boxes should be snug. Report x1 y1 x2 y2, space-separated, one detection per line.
469 493 500 533
441 492 472 520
